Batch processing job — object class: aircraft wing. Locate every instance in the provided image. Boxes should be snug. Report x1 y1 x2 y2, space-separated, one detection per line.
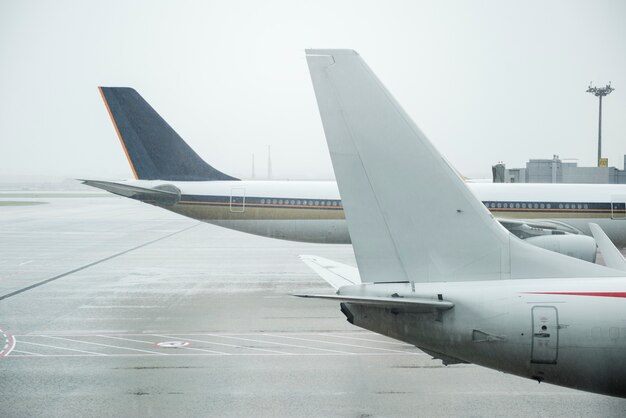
299 255 360 289
81 179 181 205
293 294 453 313
589 223 626 272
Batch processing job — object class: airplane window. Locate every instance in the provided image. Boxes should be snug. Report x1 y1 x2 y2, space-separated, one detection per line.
315 201 319 206
261 199 265 204
577 204 582 209
558 204 563 209
540 204 545 209
290 200 295 205
565 204 569 209
308 200 313 206
521 203 526 208
296 200 301 205
502 203 507 208
497 203 502 208
515 203 520 208
272 199 277 204
332 201 337 206
546 204 551 209
584 204 589 209
278 199 283 205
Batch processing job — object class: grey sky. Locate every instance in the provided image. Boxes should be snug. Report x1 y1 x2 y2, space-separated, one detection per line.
1 0 625 181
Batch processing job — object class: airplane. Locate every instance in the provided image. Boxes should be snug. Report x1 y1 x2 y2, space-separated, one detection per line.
83 84 626 264
298 48 626 398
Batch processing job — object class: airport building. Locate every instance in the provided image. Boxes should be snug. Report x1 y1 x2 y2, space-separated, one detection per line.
492 155 626 184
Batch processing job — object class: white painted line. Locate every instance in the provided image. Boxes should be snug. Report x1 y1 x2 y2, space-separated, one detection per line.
19 340 105 356
79 305 163 309
156 341 189 348
18 260 33 266
0 328 16 357
154 334 291 355
199 333 354 355
3 352 417 358
168 346 228 355
42 336 166 355
98 335 159 345
263 334 415 354
10 349 43 356
102 335 229 355
317 333 411 346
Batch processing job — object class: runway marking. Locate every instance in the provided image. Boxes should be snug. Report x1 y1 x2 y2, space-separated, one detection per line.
0 223 200 301
18 340 106 356
155 341 189 348
42 335 166 355
198 333 354 354
18 260 33 266
98 335 161 345
78 305 163 309
0 328 16 357
154 334 291 355
98 335 228 355
317 333 412 346
5 352 418 358
10 349 43 356
6 332 426 358
167 346 229 355
262 334 414 354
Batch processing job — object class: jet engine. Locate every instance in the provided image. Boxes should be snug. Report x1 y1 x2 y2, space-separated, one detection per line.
524 234 597 263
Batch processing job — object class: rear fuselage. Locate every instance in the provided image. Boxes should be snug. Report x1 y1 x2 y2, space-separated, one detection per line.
340 278 626 398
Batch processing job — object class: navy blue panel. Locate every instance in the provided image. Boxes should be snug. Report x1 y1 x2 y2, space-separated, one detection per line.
100 87 238 181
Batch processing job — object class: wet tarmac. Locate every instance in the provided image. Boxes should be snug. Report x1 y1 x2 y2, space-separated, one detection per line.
1 193 625 417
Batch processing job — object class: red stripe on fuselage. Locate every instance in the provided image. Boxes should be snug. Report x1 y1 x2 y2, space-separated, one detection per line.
524 292 626 298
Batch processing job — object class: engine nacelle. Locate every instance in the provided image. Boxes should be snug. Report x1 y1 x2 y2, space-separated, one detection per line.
525 234 597 263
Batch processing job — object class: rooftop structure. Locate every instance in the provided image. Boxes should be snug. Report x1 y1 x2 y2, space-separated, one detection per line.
493 155 626 184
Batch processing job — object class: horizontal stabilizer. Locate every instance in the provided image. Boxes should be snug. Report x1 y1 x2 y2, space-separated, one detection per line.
293 294 453 313
81 179 180 205
300 255 360 289
590 223 626 272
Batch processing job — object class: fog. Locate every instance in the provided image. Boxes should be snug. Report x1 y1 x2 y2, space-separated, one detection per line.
1 0 625 182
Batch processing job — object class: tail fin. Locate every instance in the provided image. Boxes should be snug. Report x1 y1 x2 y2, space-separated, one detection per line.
98 87 238 181
306 49 621 283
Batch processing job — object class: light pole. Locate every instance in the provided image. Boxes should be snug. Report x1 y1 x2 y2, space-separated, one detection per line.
586 82 614 166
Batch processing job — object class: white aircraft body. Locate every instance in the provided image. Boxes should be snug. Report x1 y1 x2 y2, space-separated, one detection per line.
298 49 626 398
86 88 626 261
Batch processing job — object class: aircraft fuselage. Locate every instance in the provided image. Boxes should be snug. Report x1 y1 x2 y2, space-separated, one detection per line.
340 278 626 397
118 180 626 247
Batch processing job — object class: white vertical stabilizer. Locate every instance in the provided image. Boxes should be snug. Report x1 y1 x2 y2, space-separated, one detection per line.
306 49 622 283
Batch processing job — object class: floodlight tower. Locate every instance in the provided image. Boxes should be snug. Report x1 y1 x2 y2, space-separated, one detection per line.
586 82 614 166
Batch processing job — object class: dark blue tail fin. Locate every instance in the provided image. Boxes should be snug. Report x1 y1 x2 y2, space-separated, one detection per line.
99 87 238 181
